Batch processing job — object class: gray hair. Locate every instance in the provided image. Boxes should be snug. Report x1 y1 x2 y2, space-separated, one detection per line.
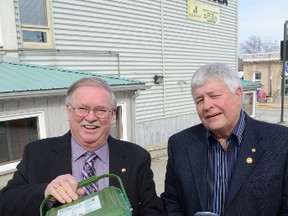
66 77 117 109
190 63 241 98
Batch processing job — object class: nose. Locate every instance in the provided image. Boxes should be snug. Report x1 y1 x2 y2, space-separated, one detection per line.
85 109 98 121
202 97 214 110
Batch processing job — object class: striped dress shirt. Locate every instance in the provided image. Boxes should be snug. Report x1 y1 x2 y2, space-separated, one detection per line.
207 110 246 215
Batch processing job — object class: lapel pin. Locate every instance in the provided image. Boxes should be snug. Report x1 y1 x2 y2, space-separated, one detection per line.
246 157 253 164
121 168 126 173
251 148 256 153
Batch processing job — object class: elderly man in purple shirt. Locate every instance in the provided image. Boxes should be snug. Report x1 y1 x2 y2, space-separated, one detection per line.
0 77 165 216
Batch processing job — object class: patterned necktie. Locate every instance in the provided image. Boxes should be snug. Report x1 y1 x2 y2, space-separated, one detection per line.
82 152 98 194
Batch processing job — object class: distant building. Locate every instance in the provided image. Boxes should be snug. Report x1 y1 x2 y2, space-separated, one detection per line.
242 53 288 103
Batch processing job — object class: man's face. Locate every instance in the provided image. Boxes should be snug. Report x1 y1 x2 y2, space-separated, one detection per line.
193 79 242 138
66 85 115 151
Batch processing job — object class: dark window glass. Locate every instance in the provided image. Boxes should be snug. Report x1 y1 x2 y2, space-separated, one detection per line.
110 106 123 139
22 31 47 43
255 73 261 80
0 117 39 164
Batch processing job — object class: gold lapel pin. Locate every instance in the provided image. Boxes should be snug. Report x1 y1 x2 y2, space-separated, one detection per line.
246 157 253 164
121 168 126 173
251 148 256 153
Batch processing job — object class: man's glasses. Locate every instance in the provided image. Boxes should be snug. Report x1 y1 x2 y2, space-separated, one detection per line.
69 103 112 118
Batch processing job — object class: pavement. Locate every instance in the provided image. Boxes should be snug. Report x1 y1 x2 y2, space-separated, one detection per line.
256 103 288 109
151 156 167 196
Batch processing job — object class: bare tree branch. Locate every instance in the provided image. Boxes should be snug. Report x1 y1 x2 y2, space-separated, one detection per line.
239 35 280 56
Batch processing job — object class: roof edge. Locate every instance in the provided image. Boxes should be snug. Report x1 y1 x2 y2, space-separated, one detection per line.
0 84 150 100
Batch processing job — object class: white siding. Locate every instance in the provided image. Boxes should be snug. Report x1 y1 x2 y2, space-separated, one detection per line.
0 97 68 138
161 0 237 118
13 0 238 145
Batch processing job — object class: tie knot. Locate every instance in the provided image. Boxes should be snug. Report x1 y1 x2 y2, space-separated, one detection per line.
85 152 97 162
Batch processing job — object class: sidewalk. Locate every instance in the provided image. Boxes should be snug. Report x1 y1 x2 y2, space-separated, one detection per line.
151 156 167 196
256 102 288 109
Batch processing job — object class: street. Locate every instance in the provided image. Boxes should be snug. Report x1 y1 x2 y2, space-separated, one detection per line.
254 105 288 123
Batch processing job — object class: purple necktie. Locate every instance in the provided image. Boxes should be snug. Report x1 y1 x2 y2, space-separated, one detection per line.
81 152 98 194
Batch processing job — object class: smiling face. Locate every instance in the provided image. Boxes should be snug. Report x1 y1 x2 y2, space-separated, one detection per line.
66 85 115 151
193 79 242 139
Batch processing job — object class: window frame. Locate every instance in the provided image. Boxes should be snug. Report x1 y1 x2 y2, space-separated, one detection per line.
19 0 54 48
110 102 128 141
242 91 256 117
116 102 128 141
0 15 3 48
254 72 261 82
0 111 46 174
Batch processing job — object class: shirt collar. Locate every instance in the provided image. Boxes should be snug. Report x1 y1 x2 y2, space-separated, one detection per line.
206 109 246 147
71 137 109 164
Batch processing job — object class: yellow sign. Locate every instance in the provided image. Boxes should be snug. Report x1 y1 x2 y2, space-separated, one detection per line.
187 0 220 24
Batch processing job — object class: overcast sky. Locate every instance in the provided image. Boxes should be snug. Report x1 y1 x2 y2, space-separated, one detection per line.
238 0 288 45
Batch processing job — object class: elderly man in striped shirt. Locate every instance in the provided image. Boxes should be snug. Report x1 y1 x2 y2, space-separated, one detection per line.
162 63 288 216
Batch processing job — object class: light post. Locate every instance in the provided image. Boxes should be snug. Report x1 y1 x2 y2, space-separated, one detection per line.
280 20 288 123
269 76 272 97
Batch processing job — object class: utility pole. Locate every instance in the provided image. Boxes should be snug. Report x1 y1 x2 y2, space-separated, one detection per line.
280 20 288 122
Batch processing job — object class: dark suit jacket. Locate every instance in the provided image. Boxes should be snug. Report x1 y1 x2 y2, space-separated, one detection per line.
161 115 288 216
0 132 164 216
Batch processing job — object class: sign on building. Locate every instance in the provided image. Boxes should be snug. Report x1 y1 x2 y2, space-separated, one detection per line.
187 0 220 24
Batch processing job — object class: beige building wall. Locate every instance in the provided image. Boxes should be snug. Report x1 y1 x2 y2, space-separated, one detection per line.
243 53 285 102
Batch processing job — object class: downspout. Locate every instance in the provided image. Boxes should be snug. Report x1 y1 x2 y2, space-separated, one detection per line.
117 53 120 77
130 90 140 143
160 0 166 117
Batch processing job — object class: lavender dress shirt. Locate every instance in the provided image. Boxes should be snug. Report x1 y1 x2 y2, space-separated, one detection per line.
71 137 109 190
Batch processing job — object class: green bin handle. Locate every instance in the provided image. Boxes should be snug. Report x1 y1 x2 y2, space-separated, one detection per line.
40 173 131 216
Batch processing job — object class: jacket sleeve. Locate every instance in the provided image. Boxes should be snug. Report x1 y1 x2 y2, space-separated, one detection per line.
0 144 48 216
135 151 166 215
279 153 288 215
161 139 186 216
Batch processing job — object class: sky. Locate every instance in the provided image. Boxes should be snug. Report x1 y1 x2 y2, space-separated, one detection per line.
238 0 288 45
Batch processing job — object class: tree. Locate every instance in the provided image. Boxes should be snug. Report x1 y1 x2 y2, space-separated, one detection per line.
239 35 280 56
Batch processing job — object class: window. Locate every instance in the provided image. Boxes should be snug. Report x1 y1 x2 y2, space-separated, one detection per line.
0 118 38 163
110 102 128 141
18 0 53 48
0 15 3 48
254 72 261 84
0 112 46 171
242 92 255 116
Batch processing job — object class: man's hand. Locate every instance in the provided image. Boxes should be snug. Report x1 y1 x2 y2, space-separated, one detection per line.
44 174 85 204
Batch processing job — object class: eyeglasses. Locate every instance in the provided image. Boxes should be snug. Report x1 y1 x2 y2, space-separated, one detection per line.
69 103 112 118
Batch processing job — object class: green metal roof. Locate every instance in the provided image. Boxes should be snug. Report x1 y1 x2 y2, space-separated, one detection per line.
0 61 146 94
240 79 261 90
0 61 258 99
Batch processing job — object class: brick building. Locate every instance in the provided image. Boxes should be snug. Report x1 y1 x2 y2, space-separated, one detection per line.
242 53 288 103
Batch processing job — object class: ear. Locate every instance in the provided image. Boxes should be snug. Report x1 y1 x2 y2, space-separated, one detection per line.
110 109 116 123
235 86 242 95
235 87 243 104
66 103 72 121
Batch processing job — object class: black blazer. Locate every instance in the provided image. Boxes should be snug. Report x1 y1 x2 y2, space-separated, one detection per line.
0 132 165 216
161 115 288 216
